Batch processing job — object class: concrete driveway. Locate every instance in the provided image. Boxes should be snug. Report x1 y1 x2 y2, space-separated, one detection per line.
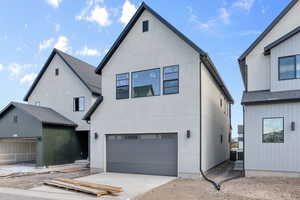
30 172 176 200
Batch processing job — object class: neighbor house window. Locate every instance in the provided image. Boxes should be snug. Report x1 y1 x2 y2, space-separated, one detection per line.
73 97 85 112
163 65 179 95
55 68 59 76
132 68 160 98
142 20 149 32
13 115 18 123
278 55 300 80
262 117 284 143
116 73 129 99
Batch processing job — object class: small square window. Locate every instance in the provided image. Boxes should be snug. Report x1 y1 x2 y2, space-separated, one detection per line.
142 20 149 32
73 97 85 112
263 117 284 143
55 68 59 76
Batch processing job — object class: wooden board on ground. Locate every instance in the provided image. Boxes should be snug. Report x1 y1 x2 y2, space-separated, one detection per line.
44 180 109 197
59 168 86 173
54 178 123 193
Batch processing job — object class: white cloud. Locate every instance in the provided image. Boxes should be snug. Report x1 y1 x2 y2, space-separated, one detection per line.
76 0 94 21
20 73 37 84
76 45 100 56
0 64 3 72
219 8 230 24
39 38 55 51
55 24 61 32
7 63 34 78
16 47 22 51
104 48 109 54
54 36 71 52
86 5 111 27
119 0 137 25
46 0 62 8
25 24 28 29
233 0 255 12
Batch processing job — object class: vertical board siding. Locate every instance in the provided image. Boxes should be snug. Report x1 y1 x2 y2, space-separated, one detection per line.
245 103 300 172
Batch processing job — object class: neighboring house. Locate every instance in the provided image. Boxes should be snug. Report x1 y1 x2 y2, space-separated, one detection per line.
0 102 80 166
237 125 244 161
84 3 233 177
239 0 300 176
23 48 101 160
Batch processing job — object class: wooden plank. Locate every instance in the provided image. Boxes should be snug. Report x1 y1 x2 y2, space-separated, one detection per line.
54 178 123 193
59 168 86 173
44 180 109 197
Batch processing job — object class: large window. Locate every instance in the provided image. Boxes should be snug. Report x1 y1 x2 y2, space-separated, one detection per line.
132 68 160 98
163 65 179 95
279 55 300 80
73 97 85 112
116 73 129 99
262 117 284 143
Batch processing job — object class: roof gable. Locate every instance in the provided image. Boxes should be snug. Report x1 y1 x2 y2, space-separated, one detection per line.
23 49 101 101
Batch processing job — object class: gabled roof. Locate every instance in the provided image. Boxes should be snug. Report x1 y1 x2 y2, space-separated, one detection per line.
23 48 101 101
238 0 298 61
264 26 300 55
0 102 77 127
241 90 300 105
83 96 103 121
95 2 233 103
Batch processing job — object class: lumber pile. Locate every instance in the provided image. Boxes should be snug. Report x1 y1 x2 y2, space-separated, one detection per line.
44 178 123 197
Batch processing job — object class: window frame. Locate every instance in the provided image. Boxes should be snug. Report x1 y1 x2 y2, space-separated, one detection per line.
262 117 284 143
142 20 149 32
278 55 299 81
55 68 59 76
116 73 130 100
13 115 18 123
131 68 161 98
163 65 179 95
73 96 85 112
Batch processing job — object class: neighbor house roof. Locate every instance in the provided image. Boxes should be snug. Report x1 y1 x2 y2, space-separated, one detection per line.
83 96 103 121
264 26 300 55
23 48 101 101
0 102 77 127
238 0 299 87
95 2 233 104
241 90 300 105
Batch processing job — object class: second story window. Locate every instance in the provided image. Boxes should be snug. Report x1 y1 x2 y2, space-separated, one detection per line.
132 68 160 98
116 73 129 99
73 97 85 112
142 20 149 32
163 65 179 95
13 115 18 123
55 68 59 76
279 55 300 80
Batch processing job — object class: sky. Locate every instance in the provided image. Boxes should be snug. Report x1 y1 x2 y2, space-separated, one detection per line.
0 0 292 137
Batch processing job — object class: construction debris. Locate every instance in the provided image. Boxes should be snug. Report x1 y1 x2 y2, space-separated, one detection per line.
44 178 123 197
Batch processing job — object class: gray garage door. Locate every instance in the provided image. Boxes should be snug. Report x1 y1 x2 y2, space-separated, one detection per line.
106 133 177 176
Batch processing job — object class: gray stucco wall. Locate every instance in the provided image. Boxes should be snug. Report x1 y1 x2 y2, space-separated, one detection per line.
0 107 43 138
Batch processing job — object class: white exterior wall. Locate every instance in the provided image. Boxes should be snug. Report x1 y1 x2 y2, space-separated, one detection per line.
244 103 300 174
201 64 231 171
246 0 300 91
90 10 202 176
270 32 300 91
28 55 96 131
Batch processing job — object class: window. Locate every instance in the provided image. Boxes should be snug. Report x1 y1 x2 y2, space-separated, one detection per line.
220 99 223 107
116 73 129 99
142 20 149 32
55 68 59 76
73 97 85 112
278 55 300 80
263 118 284 143
35 101 40 106
132 68 160 98
163 65 179 95
13 115 18 123
220 134 223 144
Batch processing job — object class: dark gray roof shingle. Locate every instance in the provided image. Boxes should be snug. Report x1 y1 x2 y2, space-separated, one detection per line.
24 48 101 101
242 90 300 105
0 102 77 127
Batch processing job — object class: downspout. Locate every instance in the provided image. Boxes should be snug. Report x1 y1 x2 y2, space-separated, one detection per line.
199 58 220 191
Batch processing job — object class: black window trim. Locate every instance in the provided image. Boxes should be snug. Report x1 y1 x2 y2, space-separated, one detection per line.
163 65 179 95
142 20 149 32
262 117 284 144
73 96 85 112
116 72 130 100
278 55 299 81
131 68 161 98
55 68 59 76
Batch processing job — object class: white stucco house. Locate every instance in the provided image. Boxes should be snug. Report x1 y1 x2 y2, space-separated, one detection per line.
239 0 300 177
84 3 233 177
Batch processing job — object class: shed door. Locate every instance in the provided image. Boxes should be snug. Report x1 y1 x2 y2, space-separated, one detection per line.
106 133 177 176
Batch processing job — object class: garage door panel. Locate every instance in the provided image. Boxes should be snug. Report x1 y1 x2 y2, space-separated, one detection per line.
106 133 177 176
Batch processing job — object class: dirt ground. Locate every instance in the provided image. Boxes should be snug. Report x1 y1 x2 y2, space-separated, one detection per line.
136 162 300 200
0 169 99 189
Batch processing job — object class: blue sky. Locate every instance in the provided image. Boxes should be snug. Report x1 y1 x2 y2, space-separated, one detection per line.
0 0 291 136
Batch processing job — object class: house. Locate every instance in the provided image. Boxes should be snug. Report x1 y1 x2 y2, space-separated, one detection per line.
0 102 79 166
239 0 300 177
84 2 233 177
0 48 101 166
